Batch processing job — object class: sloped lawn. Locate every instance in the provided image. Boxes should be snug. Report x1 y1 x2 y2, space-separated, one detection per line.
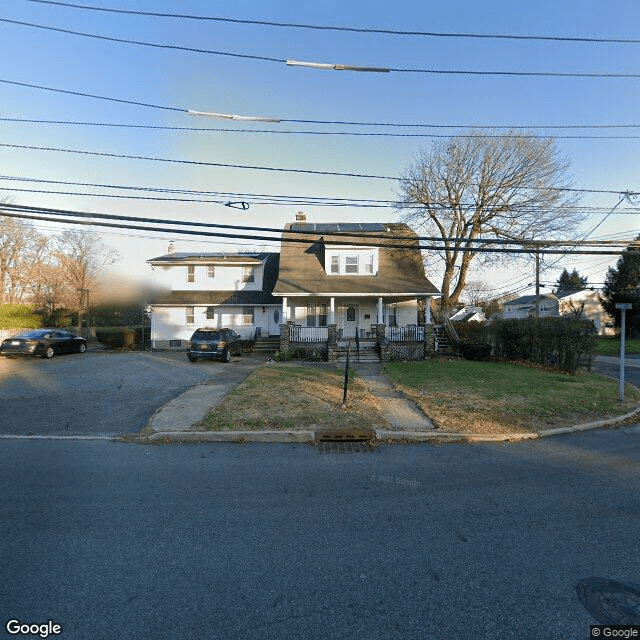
383 359 640 435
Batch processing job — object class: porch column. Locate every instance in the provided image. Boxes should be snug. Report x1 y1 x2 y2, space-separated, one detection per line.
329 297 335 324
377 297 383 324
282 296 288 322
424 297 432 324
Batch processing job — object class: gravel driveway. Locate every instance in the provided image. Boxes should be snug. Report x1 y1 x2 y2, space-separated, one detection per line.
0 347 260 437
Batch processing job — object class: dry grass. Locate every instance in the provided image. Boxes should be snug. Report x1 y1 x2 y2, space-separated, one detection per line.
197 363 388 431
385 359 640 436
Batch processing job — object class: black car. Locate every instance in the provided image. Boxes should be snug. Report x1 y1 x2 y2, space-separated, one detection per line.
0 329 87 359
186 328 243 363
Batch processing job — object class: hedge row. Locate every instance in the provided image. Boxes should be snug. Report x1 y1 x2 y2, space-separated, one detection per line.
451 317 598 373
0 304 43 329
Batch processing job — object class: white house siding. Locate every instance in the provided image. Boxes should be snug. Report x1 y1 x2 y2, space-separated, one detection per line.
153 262 264 293
558 290 614 335
150 304 280 349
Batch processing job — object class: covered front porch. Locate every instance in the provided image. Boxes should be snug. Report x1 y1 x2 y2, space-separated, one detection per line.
277 295 439 362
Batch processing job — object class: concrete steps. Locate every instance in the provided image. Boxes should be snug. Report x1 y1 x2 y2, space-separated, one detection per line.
251 337 280 353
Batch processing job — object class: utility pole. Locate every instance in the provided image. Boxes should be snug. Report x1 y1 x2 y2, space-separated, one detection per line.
616 303 632 402
535 246 541 319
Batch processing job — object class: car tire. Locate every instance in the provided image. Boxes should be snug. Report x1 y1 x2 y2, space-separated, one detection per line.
188 355 197 362
78 343 87 353
223 349 231 363
43 346 54 359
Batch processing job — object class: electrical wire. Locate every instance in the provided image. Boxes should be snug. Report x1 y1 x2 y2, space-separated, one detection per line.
1 202 637 254
5 78 640 131
26 0 640 46
4 18 640 78
5 117 640 140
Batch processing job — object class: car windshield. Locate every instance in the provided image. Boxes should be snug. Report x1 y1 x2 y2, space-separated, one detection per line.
191 331 221 341
12 330 48 339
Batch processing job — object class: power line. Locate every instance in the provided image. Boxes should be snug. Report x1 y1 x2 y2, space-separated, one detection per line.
6 117 640 140
5 18 640 79
5 78 640 131
26 0 640 46
2 142 639 196
1 202 637 254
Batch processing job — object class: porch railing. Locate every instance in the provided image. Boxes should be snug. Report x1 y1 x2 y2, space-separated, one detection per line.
385 325 425 341
290 325 328 342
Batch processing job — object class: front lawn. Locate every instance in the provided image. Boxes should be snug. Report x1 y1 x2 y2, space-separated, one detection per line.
197 364 387 431
595 336 640 356
383 359 640 435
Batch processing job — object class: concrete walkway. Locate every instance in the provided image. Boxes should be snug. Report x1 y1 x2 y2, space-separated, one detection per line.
354 362 436 431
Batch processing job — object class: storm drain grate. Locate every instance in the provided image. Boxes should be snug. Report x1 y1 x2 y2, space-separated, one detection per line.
577 577 640 624
315 441 376 454
315 427 376 444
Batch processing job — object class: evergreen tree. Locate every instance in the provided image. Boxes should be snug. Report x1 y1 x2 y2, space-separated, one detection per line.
600 235 640 336
555 268 588 294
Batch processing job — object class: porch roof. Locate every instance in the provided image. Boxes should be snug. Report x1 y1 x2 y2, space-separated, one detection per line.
273 222 440 297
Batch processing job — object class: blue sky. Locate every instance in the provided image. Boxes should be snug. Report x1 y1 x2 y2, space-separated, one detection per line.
1 0 639 300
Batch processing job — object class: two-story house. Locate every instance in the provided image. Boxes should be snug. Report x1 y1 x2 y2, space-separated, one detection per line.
273 221 439 338
147 250 281 349
147 219 441 355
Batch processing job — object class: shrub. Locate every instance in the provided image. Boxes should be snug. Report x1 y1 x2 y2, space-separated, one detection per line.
0 304 43 329
488 317 597 373
459 341 492 361
95 327 143 350
274 349 293 362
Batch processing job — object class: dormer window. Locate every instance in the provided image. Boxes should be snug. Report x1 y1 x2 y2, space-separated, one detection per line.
326 248 378 276
242 266 255 283
345 256 358 274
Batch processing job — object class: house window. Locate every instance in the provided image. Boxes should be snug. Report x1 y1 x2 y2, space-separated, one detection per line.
330 256 339 274
207 266 215 278
345 256 358 274
365 254 374 274
242 307 254 325
186 306 195 324
206 306 216 320
187 265 195 283
306 304 328 327
242 267 255 283
387 304 397 327
346 306 356 322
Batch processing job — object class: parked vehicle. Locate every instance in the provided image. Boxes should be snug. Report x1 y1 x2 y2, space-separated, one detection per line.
0 329 87 359
186 328 243 363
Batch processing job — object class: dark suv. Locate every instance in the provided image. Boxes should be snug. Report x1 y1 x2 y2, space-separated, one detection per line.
186 328 243 363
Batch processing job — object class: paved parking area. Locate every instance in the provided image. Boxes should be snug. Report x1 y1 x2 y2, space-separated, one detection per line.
0 347 264 437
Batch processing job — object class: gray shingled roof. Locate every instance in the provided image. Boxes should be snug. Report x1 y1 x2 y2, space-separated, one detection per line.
273 222 439 297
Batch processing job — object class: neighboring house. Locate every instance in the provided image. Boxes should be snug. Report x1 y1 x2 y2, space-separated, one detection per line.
449 306 486 323
502 293 559 319
500 289 614 335
272 221 440 339
147 250 280 349
556 289 614 335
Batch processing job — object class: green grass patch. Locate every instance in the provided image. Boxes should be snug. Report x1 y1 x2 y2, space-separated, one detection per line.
0 304 42 329
594 336 640 356
384 359 640 434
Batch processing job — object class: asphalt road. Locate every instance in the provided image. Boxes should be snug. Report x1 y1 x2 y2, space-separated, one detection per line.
2 429 639 640
0 348 260 436
591 355 640 390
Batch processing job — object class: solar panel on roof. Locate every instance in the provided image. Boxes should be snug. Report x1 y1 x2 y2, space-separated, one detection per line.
290 223 386 233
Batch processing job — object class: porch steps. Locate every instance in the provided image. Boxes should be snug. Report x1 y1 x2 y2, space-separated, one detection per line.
252 337 280 353
336 341 380 363
434 324 457 355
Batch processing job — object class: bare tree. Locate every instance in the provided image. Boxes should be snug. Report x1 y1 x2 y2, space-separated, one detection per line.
463 280 495 307
55 230 119 333
396 131 584 311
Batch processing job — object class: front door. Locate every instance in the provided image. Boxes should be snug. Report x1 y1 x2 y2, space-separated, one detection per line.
344 304 359 338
